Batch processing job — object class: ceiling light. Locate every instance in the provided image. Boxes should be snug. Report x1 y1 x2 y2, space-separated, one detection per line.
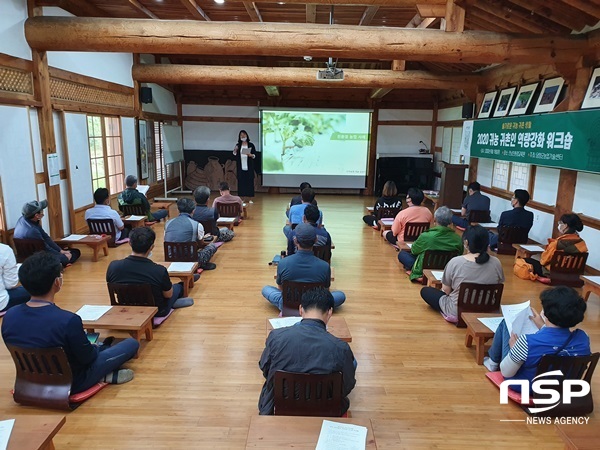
214 0 225 4
278 2 285 4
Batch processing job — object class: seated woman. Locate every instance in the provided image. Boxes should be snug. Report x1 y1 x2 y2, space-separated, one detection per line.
398 206 463 282
0 243 30 313
362 180 403 229
419 225 504 322
483 286 590 389
524 213 587 283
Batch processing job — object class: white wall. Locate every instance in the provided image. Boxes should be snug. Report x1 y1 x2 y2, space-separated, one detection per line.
533 167 559 206
438 106 463 122
573 172 600 219
64 113 93 209
141 83 177 116
121 117 138 178
1 0 31 60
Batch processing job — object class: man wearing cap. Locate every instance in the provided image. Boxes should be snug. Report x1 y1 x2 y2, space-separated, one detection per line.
262 223 345 311
14 200 80 266
119 175 169 222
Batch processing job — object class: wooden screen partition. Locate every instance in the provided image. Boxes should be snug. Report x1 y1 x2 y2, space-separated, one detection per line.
439 162 468 209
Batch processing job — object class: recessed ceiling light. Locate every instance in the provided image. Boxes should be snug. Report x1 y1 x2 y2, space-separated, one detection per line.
278 2 285 4
214 0 225 4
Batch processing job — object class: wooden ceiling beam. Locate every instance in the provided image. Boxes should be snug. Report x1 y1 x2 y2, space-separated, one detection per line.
417 17 436 28
359 6 379 26
132 64 481 90
240 0 445 4
560 0 600 20
127 0 158 19
306 4 317 23
444 0 465 32
475 0 566 34
25 17 588 64
180 0 211 21
370 88 393 99
469 8 531 34
506 0 592 32
416 4 445 18
244 2 263 23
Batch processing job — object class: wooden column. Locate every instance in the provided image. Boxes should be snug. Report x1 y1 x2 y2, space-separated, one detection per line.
133 54 141 117
30 5 64 238
468 157 478 184
553 170 577 238
430 98 438 154
365 107 379 196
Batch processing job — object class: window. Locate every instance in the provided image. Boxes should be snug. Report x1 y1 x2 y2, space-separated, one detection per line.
492 160 531 193
154 121 164 182
87 116 125 194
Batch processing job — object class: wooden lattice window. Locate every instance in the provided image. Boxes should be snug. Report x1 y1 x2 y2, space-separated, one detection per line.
492 160 531 194
87 115 125 195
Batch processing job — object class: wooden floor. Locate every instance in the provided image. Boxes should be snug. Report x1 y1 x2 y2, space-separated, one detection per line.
1 194 598 449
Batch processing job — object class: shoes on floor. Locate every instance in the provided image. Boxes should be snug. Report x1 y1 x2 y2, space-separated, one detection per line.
103 369 134 385
201 262 217 270
193 273 201 282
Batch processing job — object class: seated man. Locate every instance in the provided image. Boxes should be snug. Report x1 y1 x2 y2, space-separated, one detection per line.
119 175 168 222
14 199 80 267
85 188 129 242
262 223 345 310
398 206 463 282
212 182 243 213
0 243 30 312
489 189 534 250
286 205 331 257
452 181 491 229
284 187 322 238
2 252 139 394
383 188 432 245
192 186 234 243
258 288 356 415
164 198 218 271
106 227 194 316
290 182 318 207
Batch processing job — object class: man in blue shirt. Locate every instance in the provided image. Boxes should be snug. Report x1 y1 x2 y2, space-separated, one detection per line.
283 187 322 238
2 251 139 394
452 181 491 229
286 205 331 256
14 199 80 267
489 189 534 250
263 223 345 310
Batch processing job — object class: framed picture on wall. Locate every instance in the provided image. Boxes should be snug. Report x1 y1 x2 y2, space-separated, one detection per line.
508 82 539 116
581 67 600 109
478 91 497 119
493 87 517 117
532 77 565 113
138 120 149 180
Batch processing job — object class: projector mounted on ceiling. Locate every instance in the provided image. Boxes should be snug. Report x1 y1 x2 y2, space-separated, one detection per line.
316 7 344 81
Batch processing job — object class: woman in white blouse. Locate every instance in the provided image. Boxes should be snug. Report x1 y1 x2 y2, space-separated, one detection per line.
0 243 30 312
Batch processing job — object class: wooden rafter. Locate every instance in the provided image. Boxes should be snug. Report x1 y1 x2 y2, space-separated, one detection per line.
25 17 589 65
128 0 158 19
473 1 565 34
132 63 481 90
561 0 600 19
416 4 445 18
359 6 379 26
469 8 532 34
417 17 436 28
445 0 465 32
306 4 317 23
180 0 211 21
264 86 280 96
244 2 263 23
507 0 592 32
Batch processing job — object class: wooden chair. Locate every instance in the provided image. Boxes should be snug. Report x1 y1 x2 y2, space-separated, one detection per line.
422 250 460 270
404 222 430 242
87 218 121 247
6 344 107 410
496 226 529 255
273 370 344 417
120 203 147 217
199 219 218 237
13 238 45 263
313 244 332 264
456 282 504 328
376 207 401 220
163 241 199 262
107 283 156 308
549 251 588 287
217 202 241 224
281 281 327 317
468 209 491 224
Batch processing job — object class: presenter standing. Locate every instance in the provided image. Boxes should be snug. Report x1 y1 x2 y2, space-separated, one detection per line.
233 130 256 203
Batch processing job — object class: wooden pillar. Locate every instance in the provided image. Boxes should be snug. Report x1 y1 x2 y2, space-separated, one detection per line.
133 54 141 117
30 5 63 238
468 157 478 183
365 107 379 196
430 98 438 154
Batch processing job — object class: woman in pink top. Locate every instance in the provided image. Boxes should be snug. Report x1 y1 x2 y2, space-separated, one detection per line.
384 188 433 245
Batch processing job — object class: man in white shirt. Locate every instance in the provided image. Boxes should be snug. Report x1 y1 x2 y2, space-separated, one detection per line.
0 243 30 312
85 188 129 241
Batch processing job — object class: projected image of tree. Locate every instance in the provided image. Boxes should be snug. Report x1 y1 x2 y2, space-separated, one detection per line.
262 112 344 171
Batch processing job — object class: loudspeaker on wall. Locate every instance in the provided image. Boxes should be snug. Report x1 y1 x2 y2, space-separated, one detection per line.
462 102 474 119
140 87 153 104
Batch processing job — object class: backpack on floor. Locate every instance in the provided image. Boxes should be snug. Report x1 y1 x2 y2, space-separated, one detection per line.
513 257 538 281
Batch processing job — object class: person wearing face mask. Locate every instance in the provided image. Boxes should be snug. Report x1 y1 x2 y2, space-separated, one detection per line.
524 213 587 283
489 189 534 250
233 130 257 203
419 225 505 323
2 252 140 393
106 227 194 317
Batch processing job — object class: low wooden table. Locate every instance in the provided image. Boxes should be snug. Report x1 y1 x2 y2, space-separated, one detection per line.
158 262 199 297
5 415 66 450
242 203 249 219
216 217 236 230
461 312 502 365
123 215 147 228
151 201 172 211
245 416 377 450
266 316 352 342
424 193 440 211
82 306 158 358
555 423 599 450
581 276 600 302
55 235 110 262
512 243 544 262
422 269 443 289
378 218 394 236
